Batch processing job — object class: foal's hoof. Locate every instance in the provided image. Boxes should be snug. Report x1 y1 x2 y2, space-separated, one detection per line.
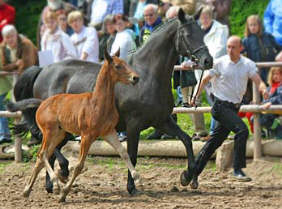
132 172 141 185
23 189 31 198
180 170 193 186
59 194 66 203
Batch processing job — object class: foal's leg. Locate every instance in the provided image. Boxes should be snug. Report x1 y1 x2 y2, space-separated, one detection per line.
104 131 140 184
23 156 44 197
59 135 92 202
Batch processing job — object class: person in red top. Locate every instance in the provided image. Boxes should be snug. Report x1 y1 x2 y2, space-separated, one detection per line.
0 0 15 42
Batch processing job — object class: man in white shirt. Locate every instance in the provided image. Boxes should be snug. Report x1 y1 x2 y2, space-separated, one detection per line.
189 36 268 185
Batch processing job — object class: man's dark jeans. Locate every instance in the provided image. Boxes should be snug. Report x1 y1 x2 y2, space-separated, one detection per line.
194 98 249 176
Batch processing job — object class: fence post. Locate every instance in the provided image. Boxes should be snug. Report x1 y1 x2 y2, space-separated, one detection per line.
252 68 262 160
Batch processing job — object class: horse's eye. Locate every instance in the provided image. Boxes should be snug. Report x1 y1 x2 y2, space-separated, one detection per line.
115 65 122 70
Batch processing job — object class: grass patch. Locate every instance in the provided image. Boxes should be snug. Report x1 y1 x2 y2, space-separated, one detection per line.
272 163 282 177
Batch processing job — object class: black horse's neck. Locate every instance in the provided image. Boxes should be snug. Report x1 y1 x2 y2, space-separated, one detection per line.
133 19 179 79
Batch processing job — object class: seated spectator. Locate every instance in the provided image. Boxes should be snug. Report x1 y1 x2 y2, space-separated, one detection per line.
260 66 282 139
41 11 77 63
37 0 76 48
68 10 99 63
98 14 116 61
264 0 282 47
139 4 162 45
56 9 74 36
110 15 136 61
0 25 38 74
243 15 282 84
89 0 123 30
0 0 15 43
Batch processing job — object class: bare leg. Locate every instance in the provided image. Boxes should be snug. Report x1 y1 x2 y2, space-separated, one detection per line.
104 131 140 184
59 136 92 202
23 156 44 197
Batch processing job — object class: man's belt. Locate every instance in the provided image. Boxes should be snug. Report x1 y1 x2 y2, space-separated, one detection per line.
214 97 241 109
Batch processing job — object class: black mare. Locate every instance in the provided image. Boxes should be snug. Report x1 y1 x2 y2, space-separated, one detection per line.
10 9 213 194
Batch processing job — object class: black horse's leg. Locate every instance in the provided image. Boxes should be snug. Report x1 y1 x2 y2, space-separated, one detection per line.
159 116 195 186
126 123 141 195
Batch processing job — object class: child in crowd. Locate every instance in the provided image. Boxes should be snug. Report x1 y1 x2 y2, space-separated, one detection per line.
68 10 99 63
41 10 77 63
56 9 73 36
242 15 281 84
260 67 282 139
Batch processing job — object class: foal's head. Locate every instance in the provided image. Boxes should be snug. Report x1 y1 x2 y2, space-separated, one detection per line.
104 49 139 85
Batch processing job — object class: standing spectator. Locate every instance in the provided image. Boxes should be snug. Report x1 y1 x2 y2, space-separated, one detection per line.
37 0 76 48
110 15 136 61
191 36 268 182
264 0 282 47
89 0 123 30
139 4 162 45
68 10 99 63
41 11 77 63
56 9 74 36
243 15 281 84
0 0 15 43
193 5 229 139
0 25 38 74
98 14 116 61
260 66 282 139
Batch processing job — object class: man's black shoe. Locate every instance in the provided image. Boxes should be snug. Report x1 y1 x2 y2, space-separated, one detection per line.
0 138 12 144
161 133 176 139
147 130 163 139
233 169 252 182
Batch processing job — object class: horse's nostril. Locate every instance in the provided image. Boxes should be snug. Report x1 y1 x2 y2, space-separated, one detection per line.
132 76 139 84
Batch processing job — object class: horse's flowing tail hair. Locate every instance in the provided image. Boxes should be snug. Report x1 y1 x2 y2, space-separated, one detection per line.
7 98 43 112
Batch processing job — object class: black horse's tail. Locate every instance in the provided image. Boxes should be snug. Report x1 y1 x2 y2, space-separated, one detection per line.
7 98 42 112
11 66 42 139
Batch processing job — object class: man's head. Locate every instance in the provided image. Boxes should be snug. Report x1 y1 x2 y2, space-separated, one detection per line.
227 36 243 63
199 5 213 30
143 4 158 26
165 6 180 19
68 11 84 33
2 25 18 49
47 0 63 11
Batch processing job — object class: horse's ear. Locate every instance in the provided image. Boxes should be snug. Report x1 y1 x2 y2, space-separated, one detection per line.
193 7 203 21
114 48 120 57
104 50 113 63
178 8 186 23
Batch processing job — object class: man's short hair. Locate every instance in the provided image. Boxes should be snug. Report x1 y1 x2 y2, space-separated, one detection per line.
2 24 17 37
67 10 83 24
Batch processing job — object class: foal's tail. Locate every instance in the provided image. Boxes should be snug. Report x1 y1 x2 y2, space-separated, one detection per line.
7 98 43 112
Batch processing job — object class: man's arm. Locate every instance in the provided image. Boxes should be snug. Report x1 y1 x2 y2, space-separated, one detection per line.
250 73 268 100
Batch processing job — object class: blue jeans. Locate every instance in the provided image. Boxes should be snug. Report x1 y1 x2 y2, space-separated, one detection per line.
0 93 11 141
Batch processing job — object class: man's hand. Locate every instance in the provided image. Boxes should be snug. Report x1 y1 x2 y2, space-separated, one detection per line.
261 102 271 110
262 89 269 100
181 60 195 70
190 96 197 107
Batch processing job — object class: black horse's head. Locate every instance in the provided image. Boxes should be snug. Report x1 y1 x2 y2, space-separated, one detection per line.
175 9 213 70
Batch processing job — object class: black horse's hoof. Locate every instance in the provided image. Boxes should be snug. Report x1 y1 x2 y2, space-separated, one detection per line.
46 186 53 194
180 170 193 186
128 187 138 196
190 178 199 189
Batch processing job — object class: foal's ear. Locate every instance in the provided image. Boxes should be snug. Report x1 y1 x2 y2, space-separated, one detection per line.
104 50 113 63
114 48 120 57
193 7 203 21
178 8 186 23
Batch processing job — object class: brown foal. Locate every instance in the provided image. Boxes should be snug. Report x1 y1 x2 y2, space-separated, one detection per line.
22 50 140 202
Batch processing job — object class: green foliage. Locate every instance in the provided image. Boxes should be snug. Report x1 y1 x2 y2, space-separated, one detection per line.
230 0 269 37
9 0 45 44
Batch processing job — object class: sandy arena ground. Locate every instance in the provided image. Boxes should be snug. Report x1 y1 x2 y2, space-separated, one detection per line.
0 153 282 209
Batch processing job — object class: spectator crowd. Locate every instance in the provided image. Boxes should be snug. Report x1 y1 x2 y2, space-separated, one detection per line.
0 0 281 153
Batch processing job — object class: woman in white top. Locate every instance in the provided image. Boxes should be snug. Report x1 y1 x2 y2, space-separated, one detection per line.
41 10 77 63
68 11 99 63
111 15 136 61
